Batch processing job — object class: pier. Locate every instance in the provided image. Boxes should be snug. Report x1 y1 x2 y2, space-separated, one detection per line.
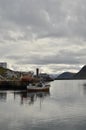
0 80 29 90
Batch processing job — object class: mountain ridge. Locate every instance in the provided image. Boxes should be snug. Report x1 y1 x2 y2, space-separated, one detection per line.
73 65 86 79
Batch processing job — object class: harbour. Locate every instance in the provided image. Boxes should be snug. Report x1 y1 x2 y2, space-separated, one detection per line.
0 80 86 130
0 0 86 129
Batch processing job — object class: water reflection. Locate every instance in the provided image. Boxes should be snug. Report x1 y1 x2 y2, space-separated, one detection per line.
0 89 50 106
83 83 86 95
1 81 86 130
13 91 50 105
0 91 7 102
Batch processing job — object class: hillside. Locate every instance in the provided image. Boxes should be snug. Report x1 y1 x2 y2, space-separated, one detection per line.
73 65 86 79
56 72 76 80
0 67 21 79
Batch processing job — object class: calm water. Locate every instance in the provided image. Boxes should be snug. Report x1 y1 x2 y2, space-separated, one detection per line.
0 80 86 130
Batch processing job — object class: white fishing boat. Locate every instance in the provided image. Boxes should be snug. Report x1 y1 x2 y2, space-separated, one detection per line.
27 82 50 92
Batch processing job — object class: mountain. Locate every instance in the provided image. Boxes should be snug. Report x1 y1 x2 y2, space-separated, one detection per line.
73 65 86 79
56 72 75 79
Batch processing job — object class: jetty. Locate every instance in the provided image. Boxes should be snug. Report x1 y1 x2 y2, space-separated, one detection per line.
0 80 28 90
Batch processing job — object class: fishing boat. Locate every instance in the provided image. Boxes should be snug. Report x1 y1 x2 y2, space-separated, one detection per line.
27 82 50 92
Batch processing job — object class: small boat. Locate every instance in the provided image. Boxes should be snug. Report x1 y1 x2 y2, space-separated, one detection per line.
27 82 50 92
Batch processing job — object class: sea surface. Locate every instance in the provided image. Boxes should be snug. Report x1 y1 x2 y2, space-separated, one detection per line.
0 80 86 130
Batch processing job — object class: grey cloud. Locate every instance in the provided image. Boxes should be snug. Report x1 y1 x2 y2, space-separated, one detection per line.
0 0 86 39
46 64 81 73
0 0 86 73
6 49 83 65
10 63 81 74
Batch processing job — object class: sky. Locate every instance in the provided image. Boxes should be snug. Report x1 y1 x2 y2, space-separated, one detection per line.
0 0 86 74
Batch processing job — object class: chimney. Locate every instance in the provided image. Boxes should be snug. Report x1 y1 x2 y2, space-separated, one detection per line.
36 68 39 77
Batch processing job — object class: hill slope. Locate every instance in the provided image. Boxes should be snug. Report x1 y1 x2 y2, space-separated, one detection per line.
56 72 75 79
74 65 86 79
0 67 21 79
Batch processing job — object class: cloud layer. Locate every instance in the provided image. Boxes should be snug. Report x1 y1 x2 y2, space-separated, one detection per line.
0 0 86 73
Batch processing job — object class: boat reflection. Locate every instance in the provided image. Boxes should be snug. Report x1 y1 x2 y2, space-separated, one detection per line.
0 91 7 102
13 91 50 105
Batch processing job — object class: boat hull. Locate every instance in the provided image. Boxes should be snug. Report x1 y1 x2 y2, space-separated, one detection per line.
27 86 50 92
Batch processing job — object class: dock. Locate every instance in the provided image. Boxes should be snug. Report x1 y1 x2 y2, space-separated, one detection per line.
0 80 29 90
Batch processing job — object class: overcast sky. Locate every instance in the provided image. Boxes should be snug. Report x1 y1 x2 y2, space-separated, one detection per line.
0 0 86 74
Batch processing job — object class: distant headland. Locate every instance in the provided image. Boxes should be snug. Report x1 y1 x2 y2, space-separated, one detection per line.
55 65 86 80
